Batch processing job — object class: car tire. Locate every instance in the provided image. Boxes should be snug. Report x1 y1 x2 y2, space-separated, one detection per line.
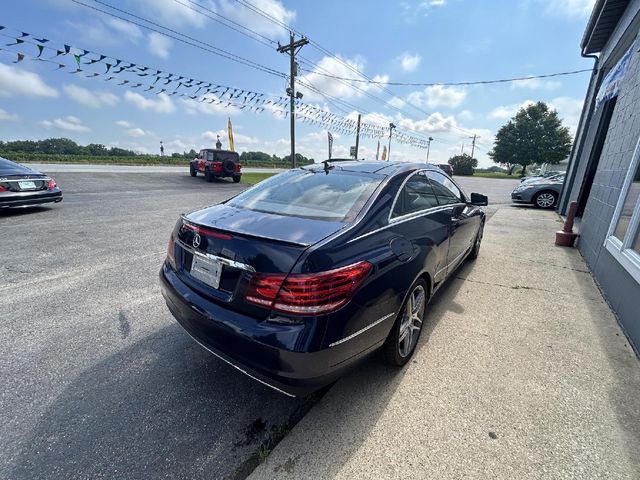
533 191 557 209
382 278 428 366
468 221 484 260
233 175 241 183
205 168 214 183
190 164 197 177
223 159 236 175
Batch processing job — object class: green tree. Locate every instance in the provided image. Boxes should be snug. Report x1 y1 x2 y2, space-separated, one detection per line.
489 101 572 177
448 153 478 176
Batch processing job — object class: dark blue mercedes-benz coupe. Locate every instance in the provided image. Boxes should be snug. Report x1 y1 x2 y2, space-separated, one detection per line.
160 160 487 396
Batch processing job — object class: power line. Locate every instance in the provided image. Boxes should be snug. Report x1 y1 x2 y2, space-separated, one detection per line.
230 0 477 134
296 68 594 86
70 0 286 79
172 0 276 47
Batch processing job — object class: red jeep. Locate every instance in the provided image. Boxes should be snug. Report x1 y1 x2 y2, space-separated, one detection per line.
190 149 242 183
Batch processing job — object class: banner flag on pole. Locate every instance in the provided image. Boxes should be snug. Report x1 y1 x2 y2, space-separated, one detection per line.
381 145 387 161
227 117 235 152
327 131 333 160
375 140 380 160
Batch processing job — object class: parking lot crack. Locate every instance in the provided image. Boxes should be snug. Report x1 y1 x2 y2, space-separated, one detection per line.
453 276 602 302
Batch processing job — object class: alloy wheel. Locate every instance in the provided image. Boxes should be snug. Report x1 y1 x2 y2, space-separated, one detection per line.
536 192 556 208
398 285 426 357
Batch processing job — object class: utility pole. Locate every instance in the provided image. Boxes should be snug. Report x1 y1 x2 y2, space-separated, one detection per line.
354 114 361 159
277 32 309 168
469 134 479 158
387 122 396 161
426 136 434 163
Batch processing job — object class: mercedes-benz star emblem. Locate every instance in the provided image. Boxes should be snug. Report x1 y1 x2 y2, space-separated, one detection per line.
192 233 201 248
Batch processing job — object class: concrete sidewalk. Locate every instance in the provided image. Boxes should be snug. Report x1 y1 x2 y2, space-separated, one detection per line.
249 208 640 480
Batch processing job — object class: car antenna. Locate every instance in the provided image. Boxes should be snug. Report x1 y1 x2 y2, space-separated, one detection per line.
322 160 334 174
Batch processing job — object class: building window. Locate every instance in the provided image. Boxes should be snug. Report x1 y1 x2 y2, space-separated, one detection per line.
605 136 640 281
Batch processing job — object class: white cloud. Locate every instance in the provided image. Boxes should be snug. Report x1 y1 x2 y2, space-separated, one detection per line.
218 0 296 37
459 110 474 121
388 96 407 108
63 84 119 108
66 18 142 46
0 108 18 121
134 0 207 27
542 0 596 18
148 32 172 59
401 0 446 22
298 55 389 101
125 127 151 138
125 91 176 114
407 85 467 109
0 63 58 98
396 112 460 134
182 96 240 116
510 76 562 91
486 97 583 134
106 18 143 40
202 129 259 148
398 52 422 72
549 96 584 134
115 120 134 128
488 100 536 120
39 116 90 132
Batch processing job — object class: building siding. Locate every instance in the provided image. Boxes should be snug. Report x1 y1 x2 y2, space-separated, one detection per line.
573 13 640 351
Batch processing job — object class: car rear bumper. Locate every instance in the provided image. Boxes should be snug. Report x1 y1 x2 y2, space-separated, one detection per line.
159 264 383 397
0 189 62 207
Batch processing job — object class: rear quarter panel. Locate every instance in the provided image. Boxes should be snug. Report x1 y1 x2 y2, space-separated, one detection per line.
296 175 442 352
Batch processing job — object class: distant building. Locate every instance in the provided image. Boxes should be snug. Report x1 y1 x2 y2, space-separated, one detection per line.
559 0 640 352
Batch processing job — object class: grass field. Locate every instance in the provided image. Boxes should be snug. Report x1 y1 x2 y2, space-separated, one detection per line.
240 172 276 185
473 172 521 179
2 152 300 169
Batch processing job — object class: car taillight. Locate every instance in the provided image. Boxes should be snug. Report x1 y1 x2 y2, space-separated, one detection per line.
245 261 373 315
167 233 176 269
47 178 57 189
0 185 7 192
181 221 232 240
212 162 222 171
235 164 241 172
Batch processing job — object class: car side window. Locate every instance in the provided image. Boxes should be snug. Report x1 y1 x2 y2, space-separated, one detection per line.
392 172 439 218
426 171 463 205
206 151 214 161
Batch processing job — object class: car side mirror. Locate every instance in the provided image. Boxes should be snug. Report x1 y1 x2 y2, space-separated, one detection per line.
470 192 488 206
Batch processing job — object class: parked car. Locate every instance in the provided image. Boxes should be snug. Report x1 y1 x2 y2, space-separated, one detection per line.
160 161 487 396
190 149 241 183
520 170 562 183
437 164 454 176
0 157 62 208
511 173 565 209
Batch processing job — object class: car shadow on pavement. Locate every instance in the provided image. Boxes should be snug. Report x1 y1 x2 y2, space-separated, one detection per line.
0 206 52 218
258 261 472 478
9 323 307 480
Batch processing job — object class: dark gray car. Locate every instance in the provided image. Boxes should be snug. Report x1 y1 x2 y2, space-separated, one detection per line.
511 173 565 209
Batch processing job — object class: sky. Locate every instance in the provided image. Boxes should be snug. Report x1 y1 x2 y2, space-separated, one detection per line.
0 0 598 167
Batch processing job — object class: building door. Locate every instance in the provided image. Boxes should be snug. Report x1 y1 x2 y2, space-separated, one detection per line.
576 97 617 216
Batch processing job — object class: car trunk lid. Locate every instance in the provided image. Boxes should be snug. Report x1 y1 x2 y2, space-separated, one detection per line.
173 204 347 317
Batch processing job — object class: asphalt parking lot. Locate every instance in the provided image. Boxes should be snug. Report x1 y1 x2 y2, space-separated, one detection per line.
0 171 518 480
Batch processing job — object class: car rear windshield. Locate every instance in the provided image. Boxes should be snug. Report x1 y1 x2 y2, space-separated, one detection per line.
227 169 382 222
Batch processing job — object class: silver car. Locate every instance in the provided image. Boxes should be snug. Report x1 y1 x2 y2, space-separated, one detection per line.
511 173 565 209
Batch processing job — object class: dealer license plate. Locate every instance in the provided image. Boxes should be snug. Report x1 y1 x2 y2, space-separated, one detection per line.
19 181 37 190
190 255 222 289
